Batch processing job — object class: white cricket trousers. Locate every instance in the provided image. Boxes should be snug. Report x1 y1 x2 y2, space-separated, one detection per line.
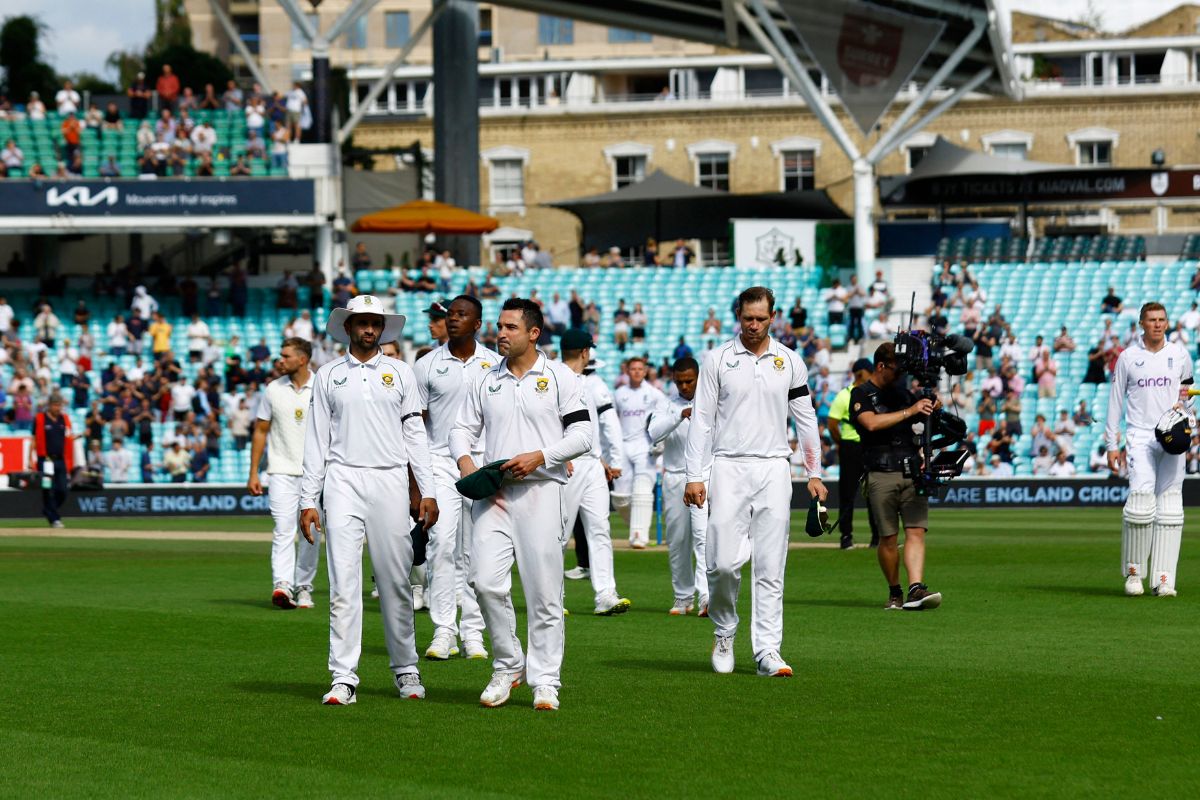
1126 433 1186 494
323 463 418 688
563 456 617 602
706 457 792 660
662 471 708 604
471 479 567 689
268 473 321 589
428 453 486 642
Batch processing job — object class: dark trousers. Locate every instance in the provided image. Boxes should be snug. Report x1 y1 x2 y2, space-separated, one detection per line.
573 516 589 569
848 308 865 342
837 441 877 539
39 457 68 523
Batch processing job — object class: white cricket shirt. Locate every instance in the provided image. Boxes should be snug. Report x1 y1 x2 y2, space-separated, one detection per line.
685 336 822 481
300 351 435 507
583 372 624 464
1106 337 1194 450
448 351 592 484
413 340 500 455
649 391 710 475
256 372 313 475
614 381 665 452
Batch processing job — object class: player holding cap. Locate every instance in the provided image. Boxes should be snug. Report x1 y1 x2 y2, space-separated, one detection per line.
1106 301 1193 597
613 356 666 548
559 328 631 616
299 295 439 705
648 356 710 616
248 337 320 610
449 298 592 711
685 286 826 677
413 295 499 660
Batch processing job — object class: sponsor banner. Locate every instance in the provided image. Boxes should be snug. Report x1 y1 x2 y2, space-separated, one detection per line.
0 437 30 474
0 178 315 217
732 219 817 268
0 484 274 518
882 169 1200 207
787 477 1200 509
779 0 946 135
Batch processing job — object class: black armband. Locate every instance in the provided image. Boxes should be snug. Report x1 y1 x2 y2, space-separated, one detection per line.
401 412 422 422
561 410 590 426
596 403 613 415
788 386 809 400
1183 377 1194 386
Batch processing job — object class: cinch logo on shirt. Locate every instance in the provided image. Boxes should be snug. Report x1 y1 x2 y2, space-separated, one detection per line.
621 409 648 418
1136 376 1172 388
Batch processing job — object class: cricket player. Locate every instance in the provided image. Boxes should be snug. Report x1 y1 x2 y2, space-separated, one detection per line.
1106 301 1193 597
613 356 666 548
448 298 592 712
685 286 826 677
413 295 498 659
299 295 439 706
559 328 631 616
648 356 709 616
248 337 320 610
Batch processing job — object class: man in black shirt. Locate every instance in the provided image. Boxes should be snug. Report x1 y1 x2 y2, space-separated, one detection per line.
849 343 942 611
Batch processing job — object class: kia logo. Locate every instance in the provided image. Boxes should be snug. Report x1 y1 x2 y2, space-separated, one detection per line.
46 186 119 208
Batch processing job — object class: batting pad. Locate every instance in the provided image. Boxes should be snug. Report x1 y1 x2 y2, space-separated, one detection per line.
611 493 632 523
1151 487 1184 591
1122 490 1155 579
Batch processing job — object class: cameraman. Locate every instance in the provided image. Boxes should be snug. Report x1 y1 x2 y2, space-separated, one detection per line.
849 343 943 611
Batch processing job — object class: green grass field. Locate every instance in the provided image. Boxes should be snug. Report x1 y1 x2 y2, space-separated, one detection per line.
2 508 1198 798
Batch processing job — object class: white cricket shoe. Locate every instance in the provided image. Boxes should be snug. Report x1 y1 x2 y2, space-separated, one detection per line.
594 593 632 616
480 671 523 708
412 584 426 611
630 537 647 550
394 672 426 699
50 520 65 529
425 630 460 660
1153 575 1178 597
669 599 693 616
564 566 590 580
756 651 794 678
272 582 297 610
321 683 356 705
370 585 379 599
533 685 559 711
1124 576 1145 596
462 639 489 660
712 635 735 674
295 588 315 609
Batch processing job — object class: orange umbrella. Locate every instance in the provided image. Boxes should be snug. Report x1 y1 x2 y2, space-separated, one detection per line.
350 199 500 235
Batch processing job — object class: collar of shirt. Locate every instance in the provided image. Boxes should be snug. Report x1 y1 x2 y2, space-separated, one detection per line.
731 336 780 361
345 351 383 369
439 341 489 366
500 350 546 380
283 372 314 392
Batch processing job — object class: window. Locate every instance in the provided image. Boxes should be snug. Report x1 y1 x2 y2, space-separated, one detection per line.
907 146 930 172
700 239 730 266
385 12 411 48
1077 141 1112 166
614 155 646 189
489 159 524 207
697 153 730 191
344 16 368 50
478 8 493 47
538 15 573 45
291 13 319 51
781 150 815 191
609 27 652 43
991 143 1028 161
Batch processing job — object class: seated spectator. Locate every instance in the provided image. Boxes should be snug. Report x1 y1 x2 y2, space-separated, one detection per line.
582 247 601 268
138 147 162 177
84 102 103 131
606 247 625 269
167 143 189 176
190 121 217 156
195 154 214 177
1100 286 1123 314
245 130 265 159
1054 409 1076 459
177 87 197 112
55 80 80 115
1032 446 1054 475
1053 326 1075 353
150 132 171 163
480 275 501 298
1 139 22 171
155 109 178 143
223 80 244 112
673 337 693 360
26 91 46 120
156 64 181 109
1047 451 1076 477
199 83 221 110
988 454 1013 477
103 439 134 483
135 120 154 152
99 156 120 177
270 120 289 169
229 155 252 176
988 421 1014 463
176 109 196 140
66 152 83 177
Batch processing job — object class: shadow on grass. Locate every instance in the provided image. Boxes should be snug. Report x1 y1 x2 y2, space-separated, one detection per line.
787 598 881 609
233 679 482 705
209 598 275 610
1027 584 1122 598
601 656 714 674
233 680 319 700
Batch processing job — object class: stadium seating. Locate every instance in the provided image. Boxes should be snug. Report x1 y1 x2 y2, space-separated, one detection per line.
936 235 1146 265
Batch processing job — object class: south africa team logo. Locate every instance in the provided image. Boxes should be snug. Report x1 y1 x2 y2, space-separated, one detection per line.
773 357 785 372
382 373 394 388
480 362 492 369
536 378 550 394
294 408 304 421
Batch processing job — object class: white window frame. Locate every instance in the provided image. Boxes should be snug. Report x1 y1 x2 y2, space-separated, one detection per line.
900 131 936 174
771 136 821 191
1066 127 1119 167
686 139 737 191
602 142 653 190
980 130 1033 160
480 146 530 215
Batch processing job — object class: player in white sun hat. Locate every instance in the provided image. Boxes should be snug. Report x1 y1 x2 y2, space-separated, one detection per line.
300 294 439 706
1106 301 1193 597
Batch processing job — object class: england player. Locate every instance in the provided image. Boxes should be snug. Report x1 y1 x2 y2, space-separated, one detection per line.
685 286 826 677
648 356 710 616
1106 301 1193 597
299 295 439 705
613 356 666 548
559 328 631 616
413 295 498 659
248 337 319 610
449 298 592 711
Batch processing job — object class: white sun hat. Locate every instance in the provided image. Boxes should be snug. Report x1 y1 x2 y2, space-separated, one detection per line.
326 294 406 345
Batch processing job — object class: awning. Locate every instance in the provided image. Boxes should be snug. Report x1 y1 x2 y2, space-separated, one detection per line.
350 199 500 235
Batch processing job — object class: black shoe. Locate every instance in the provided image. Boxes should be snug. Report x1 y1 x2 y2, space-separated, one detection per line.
840 534 854 550
884 595 903 611
903 583 942 610
869 533 879 549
